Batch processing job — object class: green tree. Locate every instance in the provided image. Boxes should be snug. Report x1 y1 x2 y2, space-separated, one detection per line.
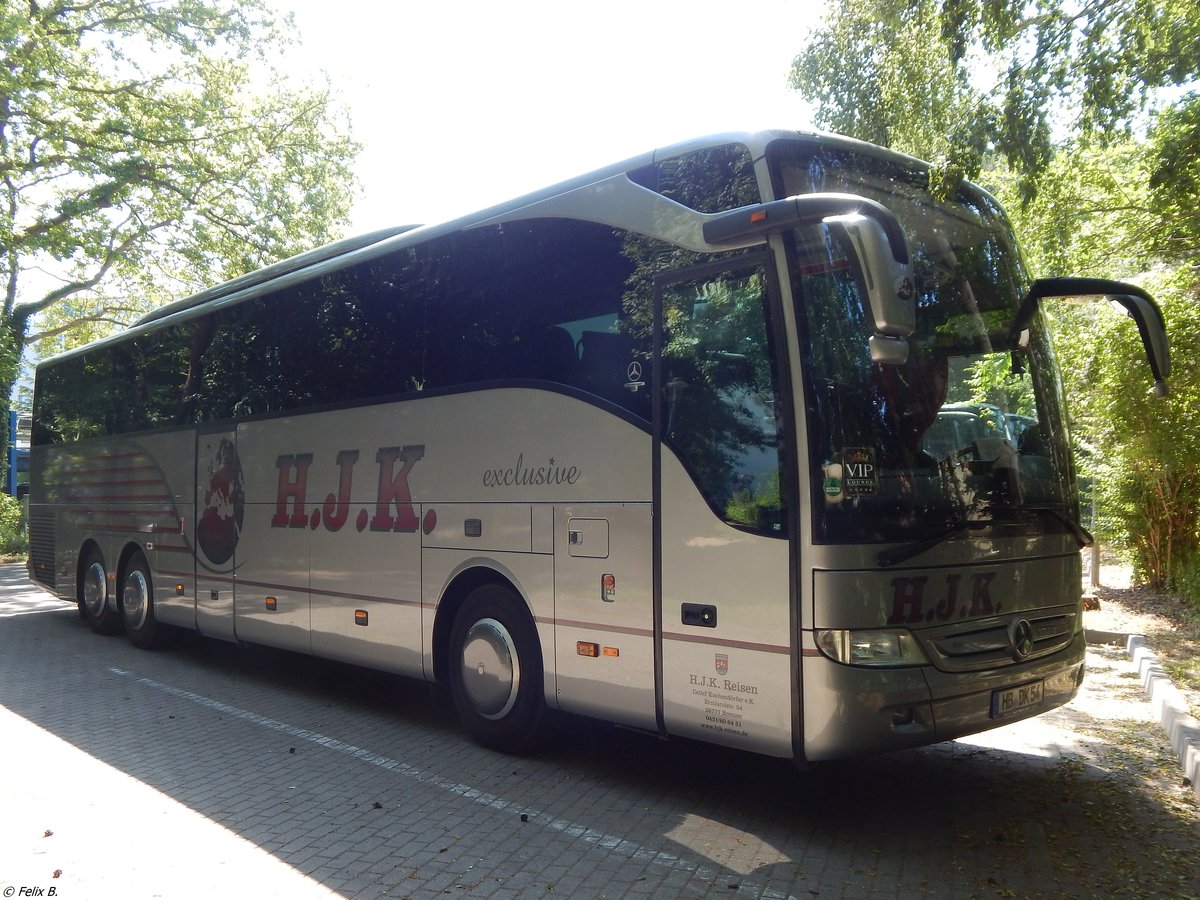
789 0 987 193
996 142 1200 591
1147 94 1200 263
1 0 359 474
790 0 1200 202
791 1 1200 596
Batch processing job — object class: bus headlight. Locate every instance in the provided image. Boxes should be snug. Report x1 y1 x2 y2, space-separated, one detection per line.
815 628 928 667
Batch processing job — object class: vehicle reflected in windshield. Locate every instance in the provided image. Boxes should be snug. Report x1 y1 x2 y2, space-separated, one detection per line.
769 140 1075 545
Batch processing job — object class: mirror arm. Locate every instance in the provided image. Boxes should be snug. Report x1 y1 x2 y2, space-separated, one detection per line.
702 193 909 263
703 193 915 365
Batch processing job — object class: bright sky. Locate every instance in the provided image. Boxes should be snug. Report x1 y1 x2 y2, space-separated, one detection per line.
272 0 819 233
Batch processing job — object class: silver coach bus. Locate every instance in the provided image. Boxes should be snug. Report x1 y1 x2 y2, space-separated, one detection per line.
28 130 1169 762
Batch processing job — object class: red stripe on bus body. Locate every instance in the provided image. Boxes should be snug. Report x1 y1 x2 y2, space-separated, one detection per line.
231 577 315 595
70 523 180 536
310 587 422 608
68 513 177 525
156 571 235 586
54 467 155 479
71 496 175 504
659 630 790 655
234 578 421 609
536 617 789 655
71 451 147 461
58 465 161 479
58 479 166 489
61 466 159 477
538 616 653 639
69 507 176 520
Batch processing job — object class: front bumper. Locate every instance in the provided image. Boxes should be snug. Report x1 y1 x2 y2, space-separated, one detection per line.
801 631 1086 762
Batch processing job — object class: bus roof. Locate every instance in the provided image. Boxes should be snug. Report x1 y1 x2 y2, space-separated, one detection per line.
44 128 941 366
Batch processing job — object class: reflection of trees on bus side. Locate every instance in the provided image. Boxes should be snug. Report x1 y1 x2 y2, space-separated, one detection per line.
621 144 787 532
659 273 784 529
33 140 791 534
34 143 791 535
776 141 1075 538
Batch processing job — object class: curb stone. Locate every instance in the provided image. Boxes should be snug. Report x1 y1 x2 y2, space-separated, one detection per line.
1086 629 1200 803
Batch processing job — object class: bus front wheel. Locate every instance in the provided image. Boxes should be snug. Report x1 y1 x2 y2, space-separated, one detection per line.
79 548 120 635
448 585 550 753
120 555 176 650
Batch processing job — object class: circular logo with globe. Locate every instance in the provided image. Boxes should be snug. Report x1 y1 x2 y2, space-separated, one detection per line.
197 438 245 566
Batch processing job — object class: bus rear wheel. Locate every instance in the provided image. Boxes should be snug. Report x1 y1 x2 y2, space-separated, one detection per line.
121 555 176 650
448 585 550 753
79 548 120 635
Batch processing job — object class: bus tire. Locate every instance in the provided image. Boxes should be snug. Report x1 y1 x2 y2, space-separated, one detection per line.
79 547 121 635
121 555 176 650
448 584 550 753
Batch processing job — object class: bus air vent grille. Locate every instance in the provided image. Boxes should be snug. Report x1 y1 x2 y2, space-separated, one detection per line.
29 508 57 592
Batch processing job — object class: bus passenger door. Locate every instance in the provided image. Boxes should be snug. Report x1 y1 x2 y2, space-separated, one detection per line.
231 420 311 653
654 259 797 758
194 429 240 641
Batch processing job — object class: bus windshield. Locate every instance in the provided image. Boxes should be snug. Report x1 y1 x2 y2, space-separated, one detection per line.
768 140 1075 545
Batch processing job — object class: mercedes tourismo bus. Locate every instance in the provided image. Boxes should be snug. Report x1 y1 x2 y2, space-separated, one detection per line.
27 130 1170 763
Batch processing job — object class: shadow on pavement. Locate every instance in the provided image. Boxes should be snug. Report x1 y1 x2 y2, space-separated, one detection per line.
1 565 1196 899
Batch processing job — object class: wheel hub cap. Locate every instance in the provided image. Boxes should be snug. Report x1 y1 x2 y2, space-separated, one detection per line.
83 562 106 617
123 570 149 630
460 618 519 720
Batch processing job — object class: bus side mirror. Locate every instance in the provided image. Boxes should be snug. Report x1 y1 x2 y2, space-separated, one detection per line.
1015 277 1171 397
702 193 916 365
824 213 915 365
1108 293 1171 398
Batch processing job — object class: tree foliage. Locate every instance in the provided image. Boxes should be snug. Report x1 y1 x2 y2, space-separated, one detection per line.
791 0 1200 202
999 143 1200 591
791 1 1200 597
1 0 359 429
1147 95 1200 263
790 1 987 192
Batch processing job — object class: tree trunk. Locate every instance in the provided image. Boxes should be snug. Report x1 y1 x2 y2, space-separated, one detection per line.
0 310 31 495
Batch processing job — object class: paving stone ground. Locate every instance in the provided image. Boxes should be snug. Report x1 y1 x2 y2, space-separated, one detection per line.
1 565 1196 899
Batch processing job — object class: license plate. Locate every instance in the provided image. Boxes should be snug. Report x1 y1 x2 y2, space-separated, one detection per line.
991 679 1044 718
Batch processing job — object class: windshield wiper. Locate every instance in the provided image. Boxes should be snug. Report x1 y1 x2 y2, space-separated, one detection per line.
877 507 1093 568
877 520 992 568
1009 504 1094 549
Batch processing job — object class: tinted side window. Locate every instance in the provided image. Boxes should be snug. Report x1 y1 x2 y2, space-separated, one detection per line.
111 323 200 432
189 250 427 418
38 321 214 441
35 220 657 439
421 219 651 421
32 349 114 445
309 254 426 399
271 254 427 408
628 143 760 213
